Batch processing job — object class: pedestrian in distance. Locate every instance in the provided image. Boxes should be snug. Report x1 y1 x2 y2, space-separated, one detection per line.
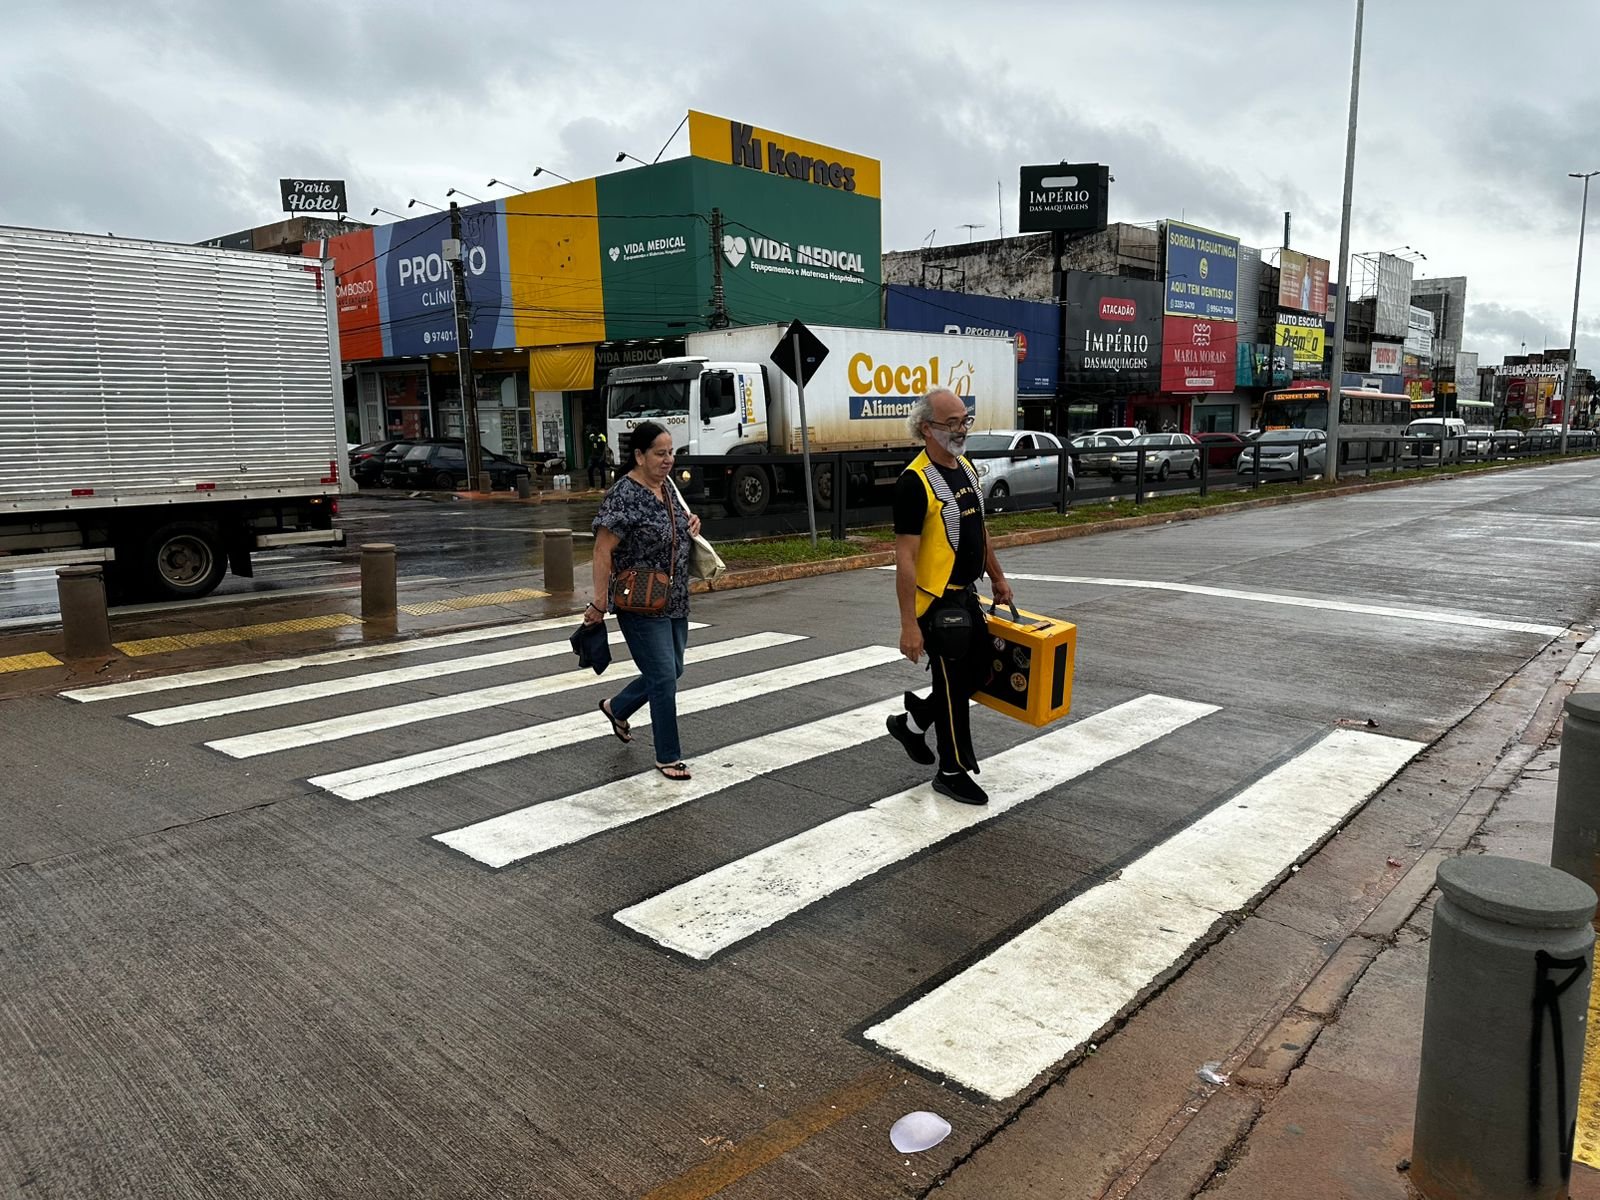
888 388 1015 805
585 422 702 781
586 429 610 489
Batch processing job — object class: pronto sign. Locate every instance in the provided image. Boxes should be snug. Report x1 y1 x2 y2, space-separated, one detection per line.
689 110 881 200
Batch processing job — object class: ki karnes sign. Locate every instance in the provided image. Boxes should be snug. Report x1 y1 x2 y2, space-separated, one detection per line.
280 178 348 214
1161 316 1237 392
1018 163 1110 233
688 109 881 199
1164 221 1239 320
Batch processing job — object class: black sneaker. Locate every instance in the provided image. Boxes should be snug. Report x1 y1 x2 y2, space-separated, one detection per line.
887 713 936 765
933 770 988 805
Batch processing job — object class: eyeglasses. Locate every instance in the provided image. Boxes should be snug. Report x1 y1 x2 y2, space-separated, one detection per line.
929 415 977 433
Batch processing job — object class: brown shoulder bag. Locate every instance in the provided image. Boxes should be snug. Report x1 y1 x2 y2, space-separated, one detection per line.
611 485 677 615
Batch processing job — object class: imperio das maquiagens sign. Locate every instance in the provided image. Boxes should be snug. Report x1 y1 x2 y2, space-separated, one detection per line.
688 110 881 199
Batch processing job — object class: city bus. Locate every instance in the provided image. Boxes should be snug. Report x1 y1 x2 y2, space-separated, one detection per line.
1259 383 1408 462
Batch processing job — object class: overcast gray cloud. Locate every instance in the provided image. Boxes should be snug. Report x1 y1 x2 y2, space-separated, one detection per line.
4 0 1595 367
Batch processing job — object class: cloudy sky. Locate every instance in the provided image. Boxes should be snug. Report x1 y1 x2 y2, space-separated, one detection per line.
4 0 1595 367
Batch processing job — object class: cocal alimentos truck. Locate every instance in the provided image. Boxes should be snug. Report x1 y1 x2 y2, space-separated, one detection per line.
0 226 349 601
604 324 1019 517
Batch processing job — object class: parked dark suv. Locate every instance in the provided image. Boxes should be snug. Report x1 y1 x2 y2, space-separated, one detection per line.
397 441 531 491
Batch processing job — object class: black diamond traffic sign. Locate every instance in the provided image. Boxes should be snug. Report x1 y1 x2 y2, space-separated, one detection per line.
770 320 830 388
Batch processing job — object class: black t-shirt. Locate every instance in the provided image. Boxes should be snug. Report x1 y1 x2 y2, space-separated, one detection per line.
893 461 986 588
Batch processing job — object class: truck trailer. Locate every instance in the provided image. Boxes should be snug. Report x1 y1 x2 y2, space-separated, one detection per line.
604 323 1018 517
0 226 349 601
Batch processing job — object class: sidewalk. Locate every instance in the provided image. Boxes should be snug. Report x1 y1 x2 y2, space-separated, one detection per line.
1138 644 1600 1198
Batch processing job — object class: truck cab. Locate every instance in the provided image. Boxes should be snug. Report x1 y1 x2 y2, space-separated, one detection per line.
605 358 770 460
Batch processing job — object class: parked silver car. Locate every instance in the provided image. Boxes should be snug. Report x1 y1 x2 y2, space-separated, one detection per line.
1071 433 1125 476
1237 428 1327 475
966 430 1072 507
1108 433 1201 481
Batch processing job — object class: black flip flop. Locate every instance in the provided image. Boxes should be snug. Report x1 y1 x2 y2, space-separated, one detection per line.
599 699 631 743
655 762 691 781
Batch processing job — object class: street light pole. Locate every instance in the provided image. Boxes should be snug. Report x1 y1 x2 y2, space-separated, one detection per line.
1561 170 1597 455
446 202 482 492
1325 0 1365 483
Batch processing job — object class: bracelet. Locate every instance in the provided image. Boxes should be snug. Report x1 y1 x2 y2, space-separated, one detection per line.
585 601 603 613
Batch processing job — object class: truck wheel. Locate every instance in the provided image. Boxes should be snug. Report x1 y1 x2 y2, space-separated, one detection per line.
728 465 771 518
143 523 226 601
811 463 835 512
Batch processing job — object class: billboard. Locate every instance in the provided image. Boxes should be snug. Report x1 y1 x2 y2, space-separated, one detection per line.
1455 352 1481 406
1062 272 1162 388
1275 310 1325 364
1018 163 1111 233
1374 252 1413 339
280 178 347 214
318 228 384 362
1236 342 1292 388
1278 250 1329 315
1161 316 1237 392
1370 343 1401 374
376 203 513 358
886 285 1059 394
1404 305 1435 359
1164 221 1239 320
688 109 881 200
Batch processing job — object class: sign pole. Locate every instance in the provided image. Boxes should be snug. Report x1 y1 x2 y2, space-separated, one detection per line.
1561 172 1595 456
794 331 818 546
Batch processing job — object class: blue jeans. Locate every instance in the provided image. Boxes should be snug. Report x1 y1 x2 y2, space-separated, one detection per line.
610 614 689 764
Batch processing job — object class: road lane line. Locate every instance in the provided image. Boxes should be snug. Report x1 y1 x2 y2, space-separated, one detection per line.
864 728 1425 1100
207 631 795 758
613 694 1219 961
131 622 708 726
1000 572 1567 637
433 696 903 867
61 616 582 703
311 645 903 801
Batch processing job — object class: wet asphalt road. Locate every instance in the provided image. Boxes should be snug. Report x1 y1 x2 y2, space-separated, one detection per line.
1 461 1598 1198
0 491 604 628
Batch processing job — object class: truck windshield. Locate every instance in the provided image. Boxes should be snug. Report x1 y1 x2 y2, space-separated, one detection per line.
607 379 690 420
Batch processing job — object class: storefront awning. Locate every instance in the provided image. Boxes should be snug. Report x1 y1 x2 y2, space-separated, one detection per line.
529 344 597 392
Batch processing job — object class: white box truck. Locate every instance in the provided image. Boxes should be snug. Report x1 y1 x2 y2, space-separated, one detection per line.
0 226 349 601
604 323 1018 517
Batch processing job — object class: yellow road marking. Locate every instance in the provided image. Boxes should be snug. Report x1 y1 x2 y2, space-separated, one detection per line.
399 588 549 616
1575 977 1600 1168
114 613 363 657
640 1067 900 1200
0 651 63 673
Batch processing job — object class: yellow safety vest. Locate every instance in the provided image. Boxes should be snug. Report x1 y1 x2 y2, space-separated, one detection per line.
905 450 984 617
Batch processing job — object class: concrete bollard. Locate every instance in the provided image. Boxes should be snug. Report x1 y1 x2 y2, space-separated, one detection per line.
1552 693 1600 898
542 529 574 593
1412 855 1596 1200
360 542 398 624
55 565 114 659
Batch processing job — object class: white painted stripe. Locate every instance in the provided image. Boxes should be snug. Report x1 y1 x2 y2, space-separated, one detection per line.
61 616 584 703
207 631 797 758
312 645 903 802
131 622 708 726
613 694 1219 961
434 696 902 867
1000 572 1568 638
864 728 1425 1100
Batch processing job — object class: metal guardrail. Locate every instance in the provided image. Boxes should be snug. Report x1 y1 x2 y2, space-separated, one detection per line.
676 435 1598 542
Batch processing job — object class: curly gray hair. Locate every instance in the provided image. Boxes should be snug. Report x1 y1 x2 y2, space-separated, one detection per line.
907 388 960 439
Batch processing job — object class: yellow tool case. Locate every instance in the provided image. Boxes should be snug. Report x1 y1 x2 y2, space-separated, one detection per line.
974 597 1077 727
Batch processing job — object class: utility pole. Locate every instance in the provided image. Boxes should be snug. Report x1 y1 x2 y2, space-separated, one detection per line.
709 207 728 329
1325 0 1365 483
445 202 481 492
1561 171 1597 455
1284 211 1291 249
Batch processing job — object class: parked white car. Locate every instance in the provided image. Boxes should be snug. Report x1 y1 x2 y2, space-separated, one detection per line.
1108 432 1201 481
966 430 1072 507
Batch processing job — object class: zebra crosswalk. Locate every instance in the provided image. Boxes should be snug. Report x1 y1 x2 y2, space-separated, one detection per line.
57 615 1426 1101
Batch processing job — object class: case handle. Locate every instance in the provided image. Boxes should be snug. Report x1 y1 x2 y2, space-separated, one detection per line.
985 596 1021 623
